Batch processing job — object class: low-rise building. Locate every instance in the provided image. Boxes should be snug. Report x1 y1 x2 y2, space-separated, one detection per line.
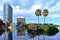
16 16 25 36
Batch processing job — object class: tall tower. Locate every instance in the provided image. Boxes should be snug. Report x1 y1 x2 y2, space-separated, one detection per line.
3 3 12 23
3 3 13 40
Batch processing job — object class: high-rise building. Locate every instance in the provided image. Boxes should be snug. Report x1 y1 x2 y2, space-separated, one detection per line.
3 3 12 23
3 3 13 40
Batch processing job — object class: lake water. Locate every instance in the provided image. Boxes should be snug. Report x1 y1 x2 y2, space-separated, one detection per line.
0 30 60 40
0 25 60 40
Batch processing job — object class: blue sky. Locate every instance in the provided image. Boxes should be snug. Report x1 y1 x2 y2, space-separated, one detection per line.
0 0 60 24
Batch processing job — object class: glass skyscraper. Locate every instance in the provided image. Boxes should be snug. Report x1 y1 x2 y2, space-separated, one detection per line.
3 3 13 40
3 3 12 23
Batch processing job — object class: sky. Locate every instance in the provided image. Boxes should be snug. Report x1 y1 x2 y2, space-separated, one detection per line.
0 0 60 24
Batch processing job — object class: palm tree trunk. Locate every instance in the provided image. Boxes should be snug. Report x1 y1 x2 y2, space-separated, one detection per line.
38 16 39 40
43 16 46 40
38 16 39 26
43 35 45 40
44 16 46 25
38 35 39 40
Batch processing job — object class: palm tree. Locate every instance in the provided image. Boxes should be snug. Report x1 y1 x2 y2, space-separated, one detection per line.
35 9 41 40
35 9 41 27
42 9 49 40
42 9 49 24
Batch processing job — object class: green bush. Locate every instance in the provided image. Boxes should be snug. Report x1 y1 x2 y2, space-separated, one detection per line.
27 25 59 38
37 25 59 36
46 26 59 36
36 28 44 35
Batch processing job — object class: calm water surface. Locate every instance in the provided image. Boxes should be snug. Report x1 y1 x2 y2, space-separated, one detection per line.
0 30 60 40
0 27 60 40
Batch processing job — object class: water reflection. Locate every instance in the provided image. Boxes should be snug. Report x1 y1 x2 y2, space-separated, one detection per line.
0 30 60 40
13 30 60 40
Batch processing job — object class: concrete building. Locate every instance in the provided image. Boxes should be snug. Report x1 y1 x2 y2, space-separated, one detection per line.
3 3 12 23
17 17 25 24
17 16 25 36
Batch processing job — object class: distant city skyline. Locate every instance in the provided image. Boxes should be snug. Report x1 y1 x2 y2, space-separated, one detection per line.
0 0 60 24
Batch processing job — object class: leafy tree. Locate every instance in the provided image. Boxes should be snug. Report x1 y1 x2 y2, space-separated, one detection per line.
0 19 5 36
0 19 3 26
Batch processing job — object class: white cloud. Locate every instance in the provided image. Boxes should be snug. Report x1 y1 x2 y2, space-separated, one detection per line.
12 5 27 16
44 0 54 9
0 5 3 12
52 14 60 18
1 0 60 22
12 5 20 14
27 4 42 13
48 14 60 18
0 0 13 4
49 2 60 12
18 0 29 6
13 3 42 16
43 0 60 13
34 0 42 4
